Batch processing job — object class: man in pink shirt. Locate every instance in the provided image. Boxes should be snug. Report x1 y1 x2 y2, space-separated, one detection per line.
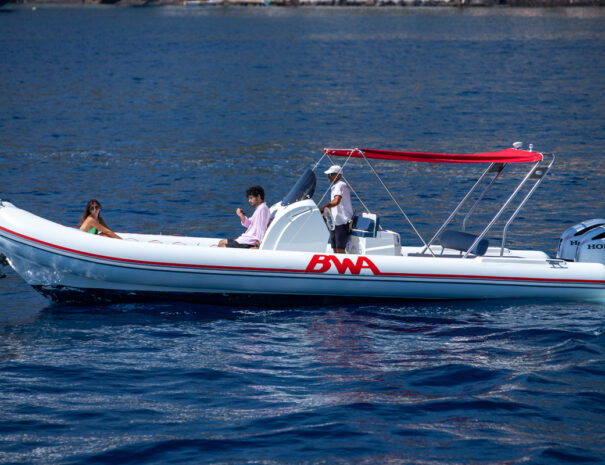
218 186 270 249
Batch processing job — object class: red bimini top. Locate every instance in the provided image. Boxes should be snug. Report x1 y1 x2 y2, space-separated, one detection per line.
323 147 543 164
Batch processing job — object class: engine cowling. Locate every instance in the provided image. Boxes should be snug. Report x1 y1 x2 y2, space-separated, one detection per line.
557 218 605 261
575 225 605 265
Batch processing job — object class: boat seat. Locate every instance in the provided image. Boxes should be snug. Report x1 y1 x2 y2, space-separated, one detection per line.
350 214 379 238
440 230 489 256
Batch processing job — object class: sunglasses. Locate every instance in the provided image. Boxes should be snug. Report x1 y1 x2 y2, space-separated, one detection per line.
90 206 101 211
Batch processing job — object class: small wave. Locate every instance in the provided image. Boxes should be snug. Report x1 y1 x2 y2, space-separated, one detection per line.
539 446 603 464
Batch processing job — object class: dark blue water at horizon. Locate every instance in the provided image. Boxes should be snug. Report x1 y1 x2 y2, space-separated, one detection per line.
1 5 605 464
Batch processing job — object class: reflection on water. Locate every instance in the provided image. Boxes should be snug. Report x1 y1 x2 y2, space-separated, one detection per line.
0 297 603 462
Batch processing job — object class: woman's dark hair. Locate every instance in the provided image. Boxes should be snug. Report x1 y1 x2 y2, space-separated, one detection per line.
79 199 108 227
245 185 264 201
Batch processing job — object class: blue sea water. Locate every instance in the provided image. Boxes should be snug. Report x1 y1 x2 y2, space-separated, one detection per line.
1 5 605 464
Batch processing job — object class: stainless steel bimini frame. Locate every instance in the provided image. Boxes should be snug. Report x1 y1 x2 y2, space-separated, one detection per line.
421 152 555 258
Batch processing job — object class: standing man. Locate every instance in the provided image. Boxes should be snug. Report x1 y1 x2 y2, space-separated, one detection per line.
219 186 270 248
320 165 353 254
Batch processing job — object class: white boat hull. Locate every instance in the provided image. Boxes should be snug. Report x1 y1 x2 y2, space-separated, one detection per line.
1 202 604 305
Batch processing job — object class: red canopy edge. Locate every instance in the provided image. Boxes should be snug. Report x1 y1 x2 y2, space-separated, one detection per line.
323 147 543 164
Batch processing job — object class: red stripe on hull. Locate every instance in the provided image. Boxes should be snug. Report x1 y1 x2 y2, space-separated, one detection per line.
1 226 604 286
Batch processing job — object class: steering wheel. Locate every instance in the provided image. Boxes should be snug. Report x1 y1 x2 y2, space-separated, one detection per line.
322 208 335 231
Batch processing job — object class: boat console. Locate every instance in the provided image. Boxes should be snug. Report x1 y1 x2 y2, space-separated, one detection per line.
260 199 329 252
260 200 402 256
260 168 402 255
260 167 329 252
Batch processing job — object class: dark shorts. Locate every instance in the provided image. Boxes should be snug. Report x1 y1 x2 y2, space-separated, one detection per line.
226 238 255 249
329 224 350 251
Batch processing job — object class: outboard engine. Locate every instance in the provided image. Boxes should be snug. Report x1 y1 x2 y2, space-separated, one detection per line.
575 225 605 265
557 218 605 261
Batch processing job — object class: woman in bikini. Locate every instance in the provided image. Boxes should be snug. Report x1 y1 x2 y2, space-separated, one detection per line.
79 199 121 239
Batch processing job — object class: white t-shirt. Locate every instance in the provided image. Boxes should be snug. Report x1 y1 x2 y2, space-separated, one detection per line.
329 180 354 226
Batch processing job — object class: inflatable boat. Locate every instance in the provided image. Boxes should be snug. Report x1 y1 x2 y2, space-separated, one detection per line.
1 144 604 305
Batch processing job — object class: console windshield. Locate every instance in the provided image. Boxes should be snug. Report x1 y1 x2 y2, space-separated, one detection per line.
281 167 316 207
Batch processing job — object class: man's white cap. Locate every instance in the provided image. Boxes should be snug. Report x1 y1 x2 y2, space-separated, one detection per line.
324 165 343 175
